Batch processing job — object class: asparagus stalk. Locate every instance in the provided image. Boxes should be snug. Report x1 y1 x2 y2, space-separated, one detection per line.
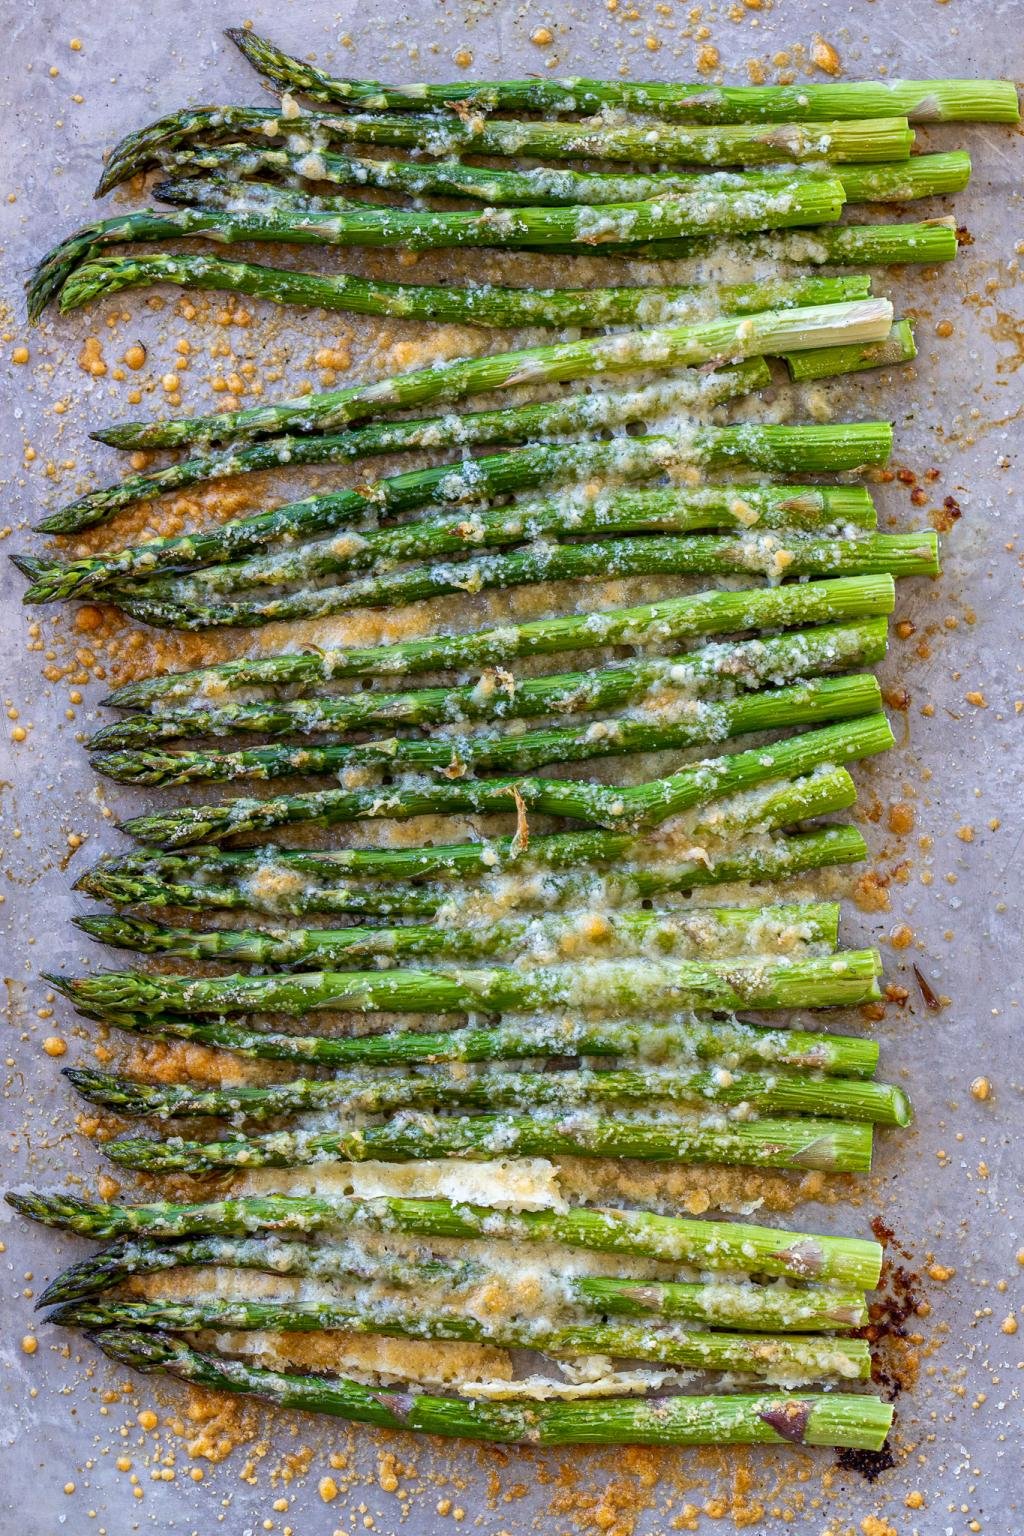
23 424 896 601
149 140 972 207
784 319 916 382
227 31 1017 124
87 616 889 750
59 251 875 328
90 673 883 783
91 94 915 198
55 996 879 1077
74 821 869 923
5 1189 886 1285
155 175 958 265
86 1332 897 1450
103 1111 876 1175
104 531 935 633
80 763 859 895
105 573 897 709
40 1235 486 1310
38 1235 869 1331
49 1296 870 1381
571 216 959 266
76 898 840 964
48 949 884 1023
157 113 911 166
65 1063 911 1127
28 180 848 318
39 367 782 535
85 298 894 450
97 483 890 599
112 713 895 845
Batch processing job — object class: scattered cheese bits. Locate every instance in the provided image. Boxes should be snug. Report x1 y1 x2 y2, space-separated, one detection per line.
970 1076 992 1101
530 26 553 44
21 1335 37 1354
41 1036 67 1057
11 346 29 365
318 1476 339 1503
810 36 842 74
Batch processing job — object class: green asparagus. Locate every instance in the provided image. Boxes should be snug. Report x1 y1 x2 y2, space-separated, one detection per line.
104 575 897 709
65 1062 911 1127
149 140 972 207
227 30 1017 124
566 216 959 266
85 298 894 449
39 366 777 534
90 673 883 783
154 177 959 264
74 821 868 923
38 1235 869 1331
87 615 888 749
28 180 849 318
87 1331 897 1449
49 1296 871 1381
104 531 936 633
76 898 840 963
112 713 894 845
5 1189 886 1285
48 948 884 1023
56 1001 880 1078
23 423 897 600
58 251 874 327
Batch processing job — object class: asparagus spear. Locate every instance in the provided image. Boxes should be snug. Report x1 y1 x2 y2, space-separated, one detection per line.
149 140 972 207
65 1063 911 1127
75 821 869 923
23 423 896 601
81 761 859 892
38 1235 869 1331
105 573 898 709
105 531 935 633
103 1111 875 1175
59 251 875 327
76 898 840 964
85 298 894 450
154 175 959 264
131 112 909 166
784 319 916 382
87 616 889 750
28 179 848 318
5 1189 886 1285
91 94 915 198
112 713 894 845
49 1296 870 1382
86 1332 897 1450
39 367 784 535
95 487 895 602
48 948 884 1023
90 673 883 783
568 216 959 266
227 30 1017 124
56 997 879 1077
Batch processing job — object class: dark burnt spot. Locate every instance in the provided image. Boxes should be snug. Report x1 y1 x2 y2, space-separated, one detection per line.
861 1217 927 1402
956 225 974 246
834 1442 898 1481
760 1400 811 1444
